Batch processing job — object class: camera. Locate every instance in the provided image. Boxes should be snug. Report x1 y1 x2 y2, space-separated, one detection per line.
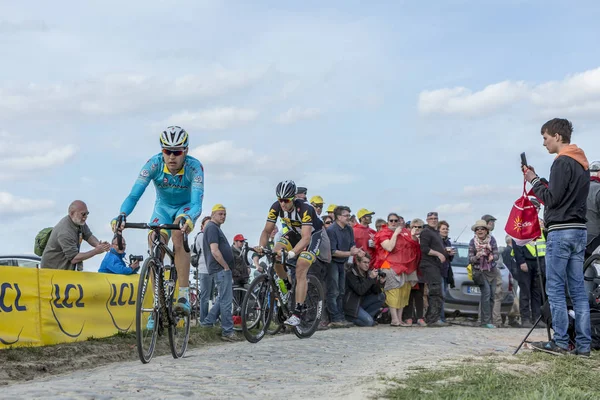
130 255 144 264
377 269 386 278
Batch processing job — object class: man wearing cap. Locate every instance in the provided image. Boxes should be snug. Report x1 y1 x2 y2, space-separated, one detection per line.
296 186 308 201
586 160 600 257
481 214 505 327
231 234 251 287
353 209 377 268
326 204 336 219
511 200 545 329
202 204 238 341
310 195 325 217
420 211 449 326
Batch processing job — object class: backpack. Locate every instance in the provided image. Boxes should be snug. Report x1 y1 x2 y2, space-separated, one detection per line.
190 231 203 267
34 227 53 256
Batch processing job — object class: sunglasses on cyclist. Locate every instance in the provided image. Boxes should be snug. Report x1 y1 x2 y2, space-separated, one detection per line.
162 149 185 157
278 198 294 204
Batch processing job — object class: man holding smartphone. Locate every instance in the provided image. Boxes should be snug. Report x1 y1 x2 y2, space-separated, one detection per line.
523 118 591 357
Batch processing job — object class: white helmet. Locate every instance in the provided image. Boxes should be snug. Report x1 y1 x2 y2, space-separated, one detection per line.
160 126 189 149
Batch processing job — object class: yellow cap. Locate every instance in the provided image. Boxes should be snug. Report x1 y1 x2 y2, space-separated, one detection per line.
357 208 375 220
310 195 324 205
212 204 226 212
326 204 337 213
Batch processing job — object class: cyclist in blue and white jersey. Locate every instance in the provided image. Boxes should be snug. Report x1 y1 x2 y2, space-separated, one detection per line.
112 126 204 317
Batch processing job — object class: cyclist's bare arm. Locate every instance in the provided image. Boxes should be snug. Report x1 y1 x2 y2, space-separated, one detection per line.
258 221 276 249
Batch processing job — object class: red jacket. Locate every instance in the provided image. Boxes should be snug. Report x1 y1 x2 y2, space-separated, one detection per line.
353 223 377 268
374 226 421 275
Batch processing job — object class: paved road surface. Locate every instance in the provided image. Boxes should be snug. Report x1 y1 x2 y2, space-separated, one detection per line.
3 325 547 400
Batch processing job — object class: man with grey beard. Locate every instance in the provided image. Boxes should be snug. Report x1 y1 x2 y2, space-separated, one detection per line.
41 200 110 271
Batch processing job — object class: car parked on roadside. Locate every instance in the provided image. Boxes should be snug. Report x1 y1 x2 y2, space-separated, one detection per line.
444 243 514 321
0 254 42 269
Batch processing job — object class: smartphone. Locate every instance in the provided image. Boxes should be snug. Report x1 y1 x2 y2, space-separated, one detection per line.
520 152 528 167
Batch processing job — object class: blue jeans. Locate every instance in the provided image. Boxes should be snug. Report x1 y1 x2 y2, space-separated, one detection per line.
327 262 346 322
202 269 233 336
199 272 214 323
350 293 385 327
440 277 449 322
545 229 591 353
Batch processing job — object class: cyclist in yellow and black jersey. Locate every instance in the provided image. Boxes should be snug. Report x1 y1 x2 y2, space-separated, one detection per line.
257 180 323 326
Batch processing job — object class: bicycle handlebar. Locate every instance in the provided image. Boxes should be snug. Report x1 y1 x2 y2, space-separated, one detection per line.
115 217 190 253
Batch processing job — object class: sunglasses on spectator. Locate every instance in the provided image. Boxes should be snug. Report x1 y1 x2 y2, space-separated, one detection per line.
427 212 438 217
411 225 423 229
278 198 293 204
81 211 90 217
162 149 185 156
388 219 399 223
325 221 333 225
312 203 323 208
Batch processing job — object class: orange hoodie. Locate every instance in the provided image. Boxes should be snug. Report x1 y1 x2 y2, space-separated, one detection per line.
556 144 589 170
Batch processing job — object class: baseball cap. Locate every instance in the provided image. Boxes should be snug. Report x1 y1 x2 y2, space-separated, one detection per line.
296 186 308 195
326 204 337 213
310 195 324 205
481 214 497 222
212 204 226 212
233 234 246 242
590 160 600 172
357 208 375 220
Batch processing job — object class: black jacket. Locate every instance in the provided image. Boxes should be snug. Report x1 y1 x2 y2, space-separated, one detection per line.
343 264 381 318
419 225 447 283
531 152 590 232
231 245 249 279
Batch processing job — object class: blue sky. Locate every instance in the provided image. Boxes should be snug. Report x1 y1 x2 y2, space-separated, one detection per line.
2 1 600 271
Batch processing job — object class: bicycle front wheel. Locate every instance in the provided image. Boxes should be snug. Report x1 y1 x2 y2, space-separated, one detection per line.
294 274 324 339
136 258 160 364
241 274 274 343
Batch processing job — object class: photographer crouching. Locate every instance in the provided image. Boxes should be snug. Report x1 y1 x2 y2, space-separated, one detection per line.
343 254 386 327
98 235 142 275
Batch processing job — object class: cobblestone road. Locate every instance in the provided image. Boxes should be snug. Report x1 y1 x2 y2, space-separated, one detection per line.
4 325 547 400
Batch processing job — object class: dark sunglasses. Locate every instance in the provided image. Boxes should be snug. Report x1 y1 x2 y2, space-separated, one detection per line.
81 211 90 217
325 221 333 225
427 212 438 217
313 203 324 208
162 149 185 156
388 219 399 223
278 198 293 204
411 225 423 229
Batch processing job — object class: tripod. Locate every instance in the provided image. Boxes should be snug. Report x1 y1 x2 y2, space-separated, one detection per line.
514 241 552 355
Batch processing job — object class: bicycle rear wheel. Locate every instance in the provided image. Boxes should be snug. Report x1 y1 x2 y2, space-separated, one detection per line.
136 258 160 364
241 274 274 343
294 274 324 339
168 269 191 359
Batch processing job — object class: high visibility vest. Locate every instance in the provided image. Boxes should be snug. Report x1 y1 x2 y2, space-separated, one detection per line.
526 232 546 257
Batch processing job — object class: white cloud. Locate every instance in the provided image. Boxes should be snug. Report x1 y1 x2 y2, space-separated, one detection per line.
460 184 521 198
436 202 473 215
418 81 528 116
0 132 77 179
0 66 265 120
276 107 322 125
0 192 54 215
190 140 266 165
418 67 600 118
164 107 259 131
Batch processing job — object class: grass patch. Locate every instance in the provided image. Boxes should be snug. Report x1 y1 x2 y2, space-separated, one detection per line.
380 352 600 400
0 325 239 385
